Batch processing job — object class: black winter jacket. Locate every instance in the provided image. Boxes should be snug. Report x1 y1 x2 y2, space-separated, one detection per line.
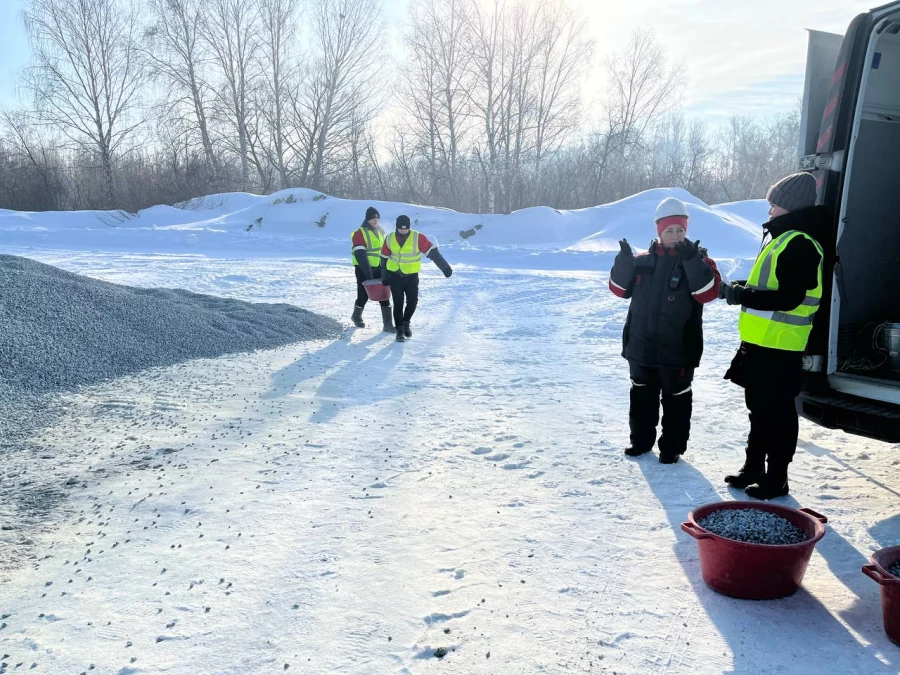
735 205 829 311
610 240 721 369
724 205 831 390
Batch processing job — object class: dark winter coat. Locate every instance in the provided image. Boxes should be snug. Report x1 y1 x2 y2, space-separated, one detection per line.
732 205 829 313
724 205 831 390
609 240 721 369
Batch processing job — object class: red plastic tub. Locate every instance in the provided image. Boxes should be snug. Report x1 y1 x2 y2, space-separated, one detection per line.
681 501 827 600
363 278 391 302
862 545 900 646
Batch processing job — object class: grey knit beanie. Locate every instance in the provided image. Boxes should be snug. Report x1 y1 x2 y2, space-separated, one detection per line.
766 172 817 212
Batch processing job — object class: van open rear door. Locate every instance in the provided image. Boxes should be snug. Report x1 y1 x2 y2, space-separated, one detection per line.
798 30 844 162
797 1 900 442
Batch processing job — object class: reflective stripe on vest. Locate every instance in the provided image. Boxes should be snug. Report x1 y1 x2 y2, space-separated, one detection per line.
351 226 385 267
738 230 824 352
385 230 422 274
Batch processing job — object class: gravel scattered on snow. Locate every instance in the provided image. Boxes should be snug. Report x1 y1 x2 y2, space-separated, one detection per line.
698 508 808 545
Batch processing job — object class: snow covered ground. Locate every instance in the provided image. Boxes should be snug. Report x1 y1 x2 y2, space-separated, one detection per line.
1 190 899 674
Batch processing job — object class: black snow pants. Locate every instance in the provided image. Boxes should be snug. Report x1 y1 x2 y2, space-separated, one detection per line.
355 265 390 308
628 361 694 456
726 343 803 469
389 272 419 328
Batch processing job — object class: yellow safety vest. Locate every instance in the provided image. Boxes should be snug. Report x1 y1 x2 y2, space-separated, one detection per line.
351 226 385 268
738 231 824 351
384 230 423 274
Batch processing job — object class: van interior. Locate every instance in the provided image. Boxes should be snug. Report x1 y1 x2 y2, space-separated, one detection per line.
830 11 900 405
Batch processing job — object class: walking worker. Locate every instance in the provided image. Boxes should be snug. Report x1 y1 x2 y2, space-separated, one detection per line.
380 215 452 342
351 206 394 332
609 197 721 463
719 172 828 499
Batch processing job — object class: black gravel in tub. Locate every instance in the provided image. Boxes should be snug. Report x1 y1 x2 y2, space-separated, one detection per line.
697 509 808 545
888 562 900 578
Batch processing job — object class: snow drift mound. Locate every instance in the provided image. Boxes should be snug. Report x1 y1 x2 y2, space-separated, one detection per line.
0 187 769 261
0 253 342 399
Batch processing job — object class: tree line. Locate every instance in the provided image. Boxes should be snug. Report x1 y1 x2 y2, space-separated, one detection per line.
0 0 801 214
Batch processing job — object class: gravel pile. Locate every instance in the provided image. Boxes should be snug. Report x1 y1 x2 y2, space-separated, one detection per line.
0 254 343 441
697 508 808 545
889 562 900 578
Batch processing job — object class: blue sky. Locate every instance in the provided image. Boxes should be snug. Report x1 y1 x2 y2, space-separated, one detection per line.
0 0 881 123
0 0 28 106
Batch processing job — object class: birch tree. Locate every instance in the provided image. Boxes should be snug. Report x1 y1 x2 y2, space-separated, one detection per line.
146 0 218 175
23 0 146 207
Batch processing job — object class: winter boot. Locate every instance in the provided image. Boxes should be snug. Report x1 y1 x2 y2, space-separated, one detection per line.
403 322 412 338
395 326 406 342
624 446 652 457
724 449 765 489
351 304 365 328
380 305 395 332
745 462 789 500
658 452 680 464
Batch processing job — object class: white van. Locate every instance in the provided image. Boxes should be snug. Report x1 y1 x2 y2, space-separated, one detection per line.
797 1 900 441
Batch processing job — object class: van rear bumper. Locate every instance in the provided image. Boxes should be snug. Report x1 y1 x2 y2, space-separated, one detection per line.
797 391 900 443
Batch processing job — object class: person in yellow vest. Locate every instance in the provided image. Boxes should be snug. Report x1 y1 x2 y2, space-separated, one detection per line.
351 206 394 331
380 215 452 342
719 172 829 499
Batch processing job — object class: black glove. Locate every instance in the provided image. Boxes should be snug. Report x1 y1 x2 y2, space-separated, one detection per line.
674 238 700 260
618 239 633 257
381 271 391 286
719 280 744 305
429 249 453 277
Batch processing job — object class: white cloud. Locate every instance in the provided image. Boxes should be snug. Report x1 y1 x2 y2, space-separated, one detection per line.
573 0 876 116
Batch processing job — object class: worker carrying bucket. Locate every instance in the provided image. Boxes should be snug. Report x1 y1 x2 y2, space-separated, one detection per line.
350 206 394 332
380 215 452 342
609 197 722 463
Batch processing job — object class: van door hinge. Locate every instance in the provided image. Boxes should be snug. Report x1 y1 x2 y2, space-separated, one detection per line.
799 151 844 172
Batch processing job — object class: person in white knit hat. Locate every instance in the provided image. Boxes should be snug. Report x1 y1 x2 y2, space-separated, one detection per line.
608 196 722 463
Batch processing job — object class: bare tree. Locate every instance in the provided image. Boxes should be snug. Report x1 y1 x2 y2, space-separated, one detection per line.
23 0 146 207
202 0 261 191
146 0 219 175
530 0 592 190
465 0 505 212
402 0 472 204
462 0 592 212
258 0 299 190
299 0 383 190
588 29 683 201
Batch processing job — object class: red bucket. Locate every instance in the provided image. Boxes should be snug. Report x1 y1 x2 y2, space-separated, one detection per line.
862 545 900 646
681 501 827 600
363 278 391 302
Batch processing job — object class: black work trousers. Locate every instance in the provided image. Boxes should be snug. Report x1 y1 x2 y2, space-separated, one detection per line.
745 386 799 467
388 273 419 328
726 342 802 467
628 361 694 455
355 265 390 308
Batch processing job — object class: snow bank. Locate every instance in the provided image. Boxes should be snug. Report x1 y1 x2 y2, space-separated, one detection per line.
0 188 770 262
